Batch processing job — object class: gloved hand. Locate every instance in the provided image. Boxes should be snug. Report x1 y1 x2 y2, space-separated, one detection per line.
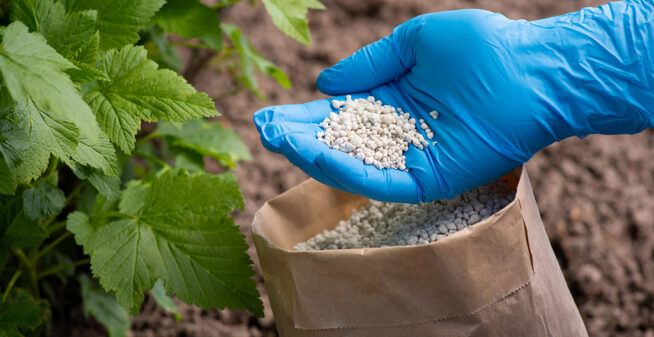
254 1 654 203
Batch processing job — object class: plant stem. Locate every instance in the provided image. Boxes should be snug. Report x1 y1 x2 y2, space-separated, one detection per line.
47 221 68 235
133 151 169 168
45 157 59 177
30 269 39 299
37 259 89 280
1 270 22 305
136 132 161 145
64 181 86 207
36 232 72 260
12 249 31 269
42 181 87 229
12 249 39 299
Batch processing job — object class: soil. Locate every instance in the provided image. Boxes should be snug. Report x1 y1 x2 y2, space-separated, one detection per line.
58 0 654 336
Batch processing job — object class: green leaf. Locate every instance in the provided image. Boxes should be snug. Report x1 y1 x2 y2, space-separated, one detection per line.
22 181 65 220
79 274 130 337
150 279 181 321
172 148 204 173
302 0 325 10
73 165 120 201
0 326 22 337
152 0 222 51
143 26 182 71
156 120 250 169
67 63 109 85
0 22 117 178
71 169 262 316
221 23 290 99
66 211 95 246
261 0 317 45
83 46 218 154
66 0 165 50
0 156 17 195
0 290 44 336
69 31 101 65
11 0 98 60
92 194 118 216
1 196 47 248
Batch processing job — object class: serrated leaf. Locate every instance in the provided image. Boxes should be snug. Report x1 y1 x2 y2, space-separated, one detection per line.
261 0 313 45
22 181 65 220
66 211 95 246
73 165 120 201
83 46 218 153
79 274 130 337
71 169 262 316
71 31 101 65
156 120 250 169
67 0 165 50
0 290 44 336
152 0 222 51
1 196 48 248
14 99 79 182
67 63 109 85
150 279 181 321
72 131 118 176
11 0 98 60
221 23 290 99
0 22 117 179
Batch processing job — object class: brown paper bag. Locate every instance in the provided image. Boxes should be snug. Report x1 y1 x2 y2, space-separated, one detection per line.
251 167 588 336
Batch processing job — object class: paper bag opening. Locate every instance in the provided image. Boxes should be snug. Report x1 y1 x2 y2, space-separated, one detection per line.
252 166 587 336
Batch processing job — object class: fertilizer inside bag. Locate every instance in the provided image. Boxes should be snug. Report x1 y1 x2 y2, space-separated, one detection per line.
295 180 515 250
252 167 588 337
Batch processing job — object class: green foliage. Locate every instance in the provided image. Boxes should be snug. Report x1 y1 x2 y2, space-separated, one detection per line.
155 120 251 169
69 169 262 316
64 0 166 50
22 182 65 220
1 196 48 248
261 0 324 45
0 290 46 337
0 0 323 334
152 0 222 51
83 46 217 153
221 23 291 100
79 274 130 337
150 279 182 321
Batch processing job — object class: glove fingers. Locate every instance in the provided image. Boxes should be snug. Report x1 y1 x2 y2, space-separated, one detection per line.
258 121 324 154
315 148 421 204
253 93 372 128
316 33 411 95
277 133 342 190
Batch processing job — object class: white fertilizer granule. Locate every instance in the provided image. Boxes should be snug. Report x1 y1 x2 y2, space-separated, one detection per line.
294 180 515 251
317 95 430 170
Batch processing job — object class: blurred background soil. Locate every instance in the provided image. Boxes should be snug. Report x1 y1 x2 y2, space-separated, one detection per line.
62 0 654 336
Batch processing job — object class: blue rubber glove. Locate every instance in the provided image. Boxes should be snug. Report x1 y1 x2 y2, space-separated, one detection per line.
254 0 654 203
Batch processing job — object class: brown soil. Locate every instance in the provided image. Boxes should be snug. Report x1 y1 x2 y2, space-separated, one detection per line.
59 0 654 336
